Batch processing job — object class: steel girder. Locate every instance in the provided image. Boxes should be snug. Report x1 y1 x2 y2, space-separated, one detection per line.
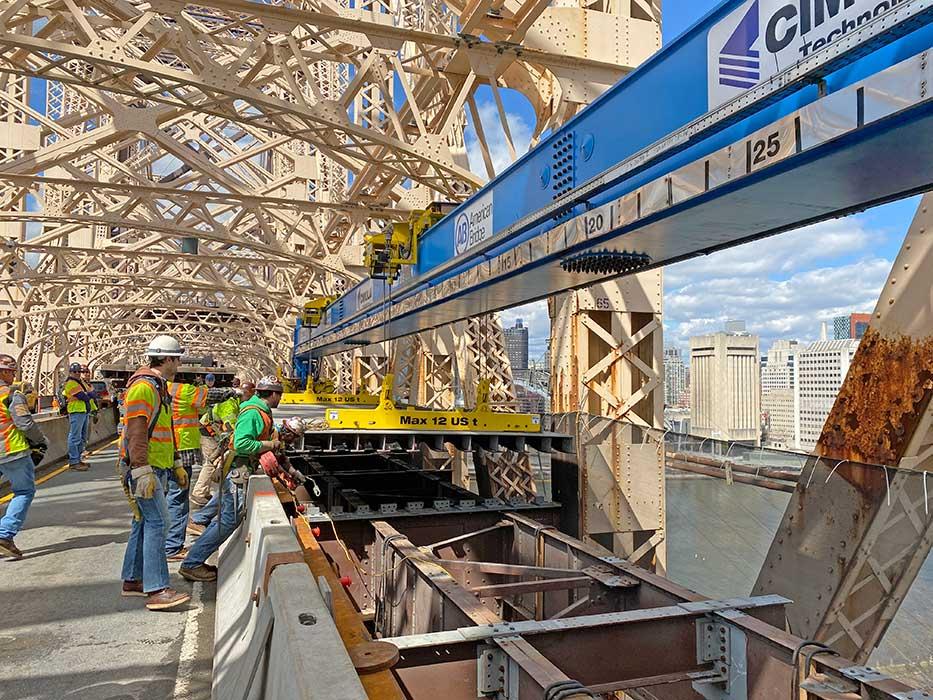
0 0 657 388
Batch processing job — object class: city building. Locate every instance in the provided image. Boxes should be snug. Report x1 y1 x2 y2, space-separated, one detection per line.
504 319 529 370
663 347 689 408
833 313 872 340
761 340 799 448
690 326 760 445
794 339 861 451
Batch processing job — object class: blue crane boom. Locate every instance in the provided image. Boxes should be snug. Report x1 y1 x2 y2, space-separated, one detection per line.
301 0 933 359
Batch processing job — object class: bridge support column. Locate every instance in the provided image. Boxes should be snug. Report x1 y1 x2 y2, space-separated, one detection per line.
550 273 666 572
754 195 933 663
388 315 536 500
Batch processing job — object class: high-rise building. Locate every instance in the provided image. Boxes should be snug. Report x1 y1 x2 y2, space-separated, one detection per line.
833 313 872 340
663 347 689 408
690 328 760 445
504 319 529 370
761 340 799 448
794 339 860 451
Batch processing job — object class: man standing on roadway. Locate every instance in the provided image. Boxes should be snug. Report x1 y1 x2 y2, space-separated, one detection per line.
63 362 93 472
189 380 254 510
179 376 282 582
0 354 48 559
119 335 191 611
164 377 208 560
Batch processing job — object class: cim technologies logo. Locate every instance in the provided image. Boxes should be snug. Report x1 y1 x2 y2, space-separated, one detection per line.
708 0 905 108
717 0 760 91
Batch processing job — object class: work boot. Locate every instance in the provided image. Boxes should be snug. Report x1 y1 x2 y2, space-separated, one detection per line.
167 547 189 562
186 521 206 537
146 588 191 611
0 538 22 559
70 463 89 472
121 580 146 597
79 461 92 468
179 564 217 582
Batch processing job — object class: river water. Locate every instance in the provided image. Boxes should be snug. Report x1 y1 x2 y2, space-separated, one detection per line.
666 475 933 690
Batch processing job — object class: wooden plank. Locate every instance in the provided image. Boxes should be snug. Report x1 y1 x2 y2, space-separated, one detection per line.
294 517 407 700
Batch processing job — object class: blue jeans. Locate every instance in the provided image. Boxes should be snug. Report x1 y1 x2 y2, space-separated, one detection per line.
191 493 217 527
0 453 36 541
121 469 171 593
164 463 194 555
183 476 240 568
67 412 89 465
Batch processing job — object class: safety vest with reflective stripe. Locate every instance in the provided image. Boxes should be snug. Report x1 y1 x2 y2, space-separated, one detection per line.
169 383 208 451
122 373 174 469
0 385 30 459
63 378 89 414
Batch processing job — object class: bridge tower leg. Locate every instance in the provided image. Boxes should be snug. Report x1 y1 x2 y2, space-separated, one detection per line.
754 195 933 663
550 273 666 572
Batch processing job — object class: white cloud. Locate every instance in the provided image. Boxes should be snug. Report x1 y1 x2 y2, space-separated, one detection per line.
465 100 533 181
663 215 902 352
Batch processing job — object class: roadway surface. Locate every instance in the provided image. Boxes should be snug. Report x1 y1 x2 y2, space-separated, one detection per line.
0 445 215 700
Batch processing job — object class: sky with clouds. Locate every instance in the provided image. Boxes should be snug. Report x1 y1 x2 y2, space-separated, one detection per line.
486 0 919 360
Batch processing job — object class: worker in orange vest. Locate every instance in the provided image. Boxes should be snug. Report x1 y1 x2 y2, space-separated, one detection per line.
164 378 209 560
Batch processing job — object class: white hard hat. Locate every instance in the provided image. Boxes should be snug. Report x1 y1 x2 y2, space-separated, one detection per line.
146 334 185 357
283 417 306 435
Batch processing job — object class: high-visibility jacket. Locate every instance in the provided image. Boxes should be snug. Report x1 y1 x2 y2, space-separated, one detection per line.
63 377 91 414
122 372 175 469
0 385 30 460
169 383 208 452
232 395 276 459
200 396 239 435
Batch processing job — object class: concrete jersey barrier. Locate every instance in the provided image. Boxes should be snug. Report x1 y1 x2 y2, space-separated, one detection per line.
213 476 367 700
0 407 119 492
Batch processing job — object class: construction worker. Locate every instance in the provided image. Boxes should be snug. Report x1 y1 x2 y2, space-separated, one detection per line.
179 376 282 582
79 365 98 463
63 362 93 472
119 335 191 611
164 379 208 560
190 381 254 508
0 354 48 559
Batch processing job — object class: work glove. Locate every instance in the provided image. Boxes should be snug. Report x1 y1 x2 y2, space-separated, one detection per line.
29 442 47 466
173 466 189 489
130 466 158 499
260 439 281 453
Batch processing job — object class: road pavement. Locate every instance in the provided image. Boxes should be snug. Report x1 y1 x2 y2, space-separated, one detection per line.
0 445 215 700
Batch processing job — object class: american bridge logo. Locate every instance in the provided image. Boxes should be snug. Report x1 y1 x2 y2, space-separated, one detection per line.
452 191 493 257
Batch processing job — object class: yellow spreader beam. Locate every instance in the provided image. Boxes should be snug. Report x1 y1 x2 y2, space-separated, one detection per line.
280 391 380 406
324 374 542 432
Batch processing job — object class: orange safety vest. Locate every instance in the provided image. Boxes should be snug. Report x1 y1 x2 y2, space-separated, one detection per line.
169 383 207 451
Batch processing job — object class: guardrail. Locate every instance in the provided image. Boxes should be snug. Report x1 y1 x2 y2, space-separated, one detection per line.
213 476 367 700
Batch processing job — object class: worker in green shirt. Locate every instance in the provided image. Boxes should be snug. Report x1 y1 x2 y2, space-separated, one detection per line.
180 376 282 582
189 381 254 507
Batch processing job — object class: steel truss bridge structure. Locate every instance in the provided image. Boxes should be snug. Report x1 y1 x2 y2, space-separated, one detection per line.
3 0 933 696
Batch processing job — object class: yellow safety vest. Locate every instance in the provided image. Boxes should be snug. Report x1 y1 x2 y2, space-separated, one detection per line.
122 375 174 469
0 386 31 459
63 377 88 414
169 383 207 452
